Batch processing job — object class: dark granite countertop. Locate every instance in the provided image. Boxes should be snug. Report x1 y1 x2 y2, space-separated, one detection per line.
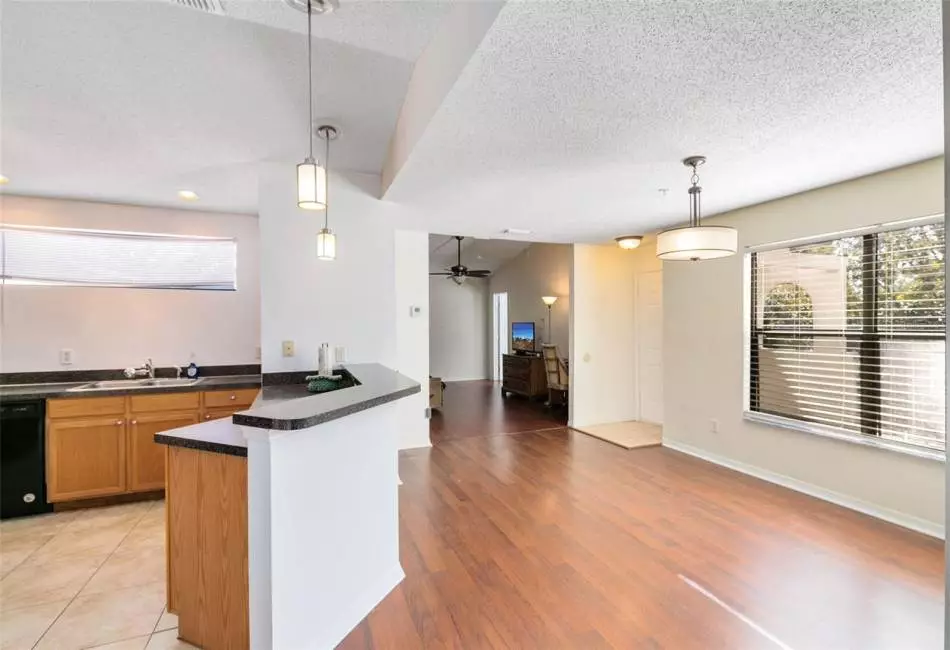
0 374 261 401
154 363 421 456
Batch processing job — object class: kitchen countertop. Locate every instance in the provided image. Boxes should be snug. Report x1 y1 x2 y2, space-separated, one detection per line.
0 374 262 401
154 363 421 456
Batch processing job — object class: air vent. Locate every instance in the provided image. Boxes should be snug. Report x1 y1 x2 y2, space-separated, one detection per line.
165 0 226 15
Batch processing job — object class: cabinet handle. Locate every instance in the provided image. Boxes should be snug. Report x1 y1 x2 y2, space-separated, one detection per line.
115 420 124 426
229 394 236 400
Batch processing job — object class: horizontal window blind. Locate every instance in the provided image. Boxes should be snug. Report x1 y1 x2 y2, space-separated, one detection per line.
0 226 237 291
749 221 945 452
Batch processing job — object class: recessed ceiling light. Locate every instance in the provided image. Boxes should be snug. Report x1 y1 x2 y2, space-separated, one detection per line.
177 190 199 201
0 175 9 185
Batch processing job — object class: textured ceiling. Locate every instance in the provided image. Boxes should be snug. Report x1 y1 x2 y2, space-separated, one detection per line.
0 0 435 213
223 0 453 62
429 234 530 273
386 0 944 242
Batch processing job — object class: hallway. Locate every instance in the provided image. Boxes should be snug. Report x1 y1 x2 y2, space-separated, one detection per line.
429 380 566 444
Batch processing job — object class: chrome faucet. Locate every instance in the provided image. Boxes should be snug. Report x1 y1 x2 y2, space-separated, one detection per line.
124 358 154 379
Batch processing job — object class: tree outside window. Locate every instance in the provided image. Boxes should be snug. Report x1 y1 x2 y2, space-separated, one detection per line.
763 282 814 350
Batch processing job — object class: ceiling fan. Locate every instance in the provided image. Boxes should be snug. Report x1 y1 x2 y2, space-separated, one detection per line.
430 236 491 284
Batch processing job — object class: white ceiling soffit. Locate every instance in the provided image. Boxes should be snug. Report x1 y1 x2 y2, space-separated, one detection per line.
428 234 530 273
0 0 443 214
384 0 943 243
221 0 454 62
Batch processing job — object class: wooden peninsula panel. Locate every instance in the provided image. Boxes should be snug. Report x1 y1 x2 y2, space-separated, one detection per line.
167 445 249 650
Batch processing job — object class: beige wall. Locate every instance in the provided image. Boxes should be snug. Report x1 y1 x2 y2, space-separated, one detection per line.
429 276 489 381
663 157 945 535
570 238 662 428
0 195 261 372
490 243 571 357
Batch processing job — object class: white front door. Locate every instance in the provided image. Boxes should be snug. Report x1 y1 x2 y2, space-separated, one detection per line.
636 271 663 424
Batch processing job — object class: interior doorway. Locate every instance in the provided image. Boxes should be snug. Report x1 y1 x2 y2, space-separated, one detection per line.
492 292 509 381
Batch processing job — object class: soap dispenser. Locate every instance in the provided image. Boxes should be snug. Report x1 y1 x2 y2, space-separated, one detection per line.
317 343 332 377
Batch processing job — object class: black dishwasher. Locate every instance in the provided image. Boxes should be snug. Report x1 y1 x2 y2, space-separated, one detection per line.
1 400 53 519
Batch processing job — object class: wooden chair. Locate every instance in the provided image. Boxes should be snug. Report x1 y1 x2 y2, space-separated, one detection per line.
541 344 569 408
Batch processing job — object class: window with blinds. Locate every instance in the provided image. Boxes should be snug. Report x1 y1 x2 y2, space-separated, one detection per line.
0 226 237 291
749 220 945 453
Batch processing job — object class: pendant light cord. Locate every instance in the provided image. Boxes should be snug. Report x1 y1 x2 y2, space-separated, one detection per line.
324 129 330 229
307 0 314 161
688 163 702 228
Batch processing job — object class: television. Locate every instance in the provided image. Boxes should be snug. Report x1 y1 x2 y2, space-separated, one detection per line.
511 321 536 353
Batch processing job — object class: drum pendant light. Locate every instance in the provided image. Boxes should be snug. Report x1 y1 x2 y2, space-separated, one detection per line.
656 156 737 261
296 0 327 211
315 125 337 260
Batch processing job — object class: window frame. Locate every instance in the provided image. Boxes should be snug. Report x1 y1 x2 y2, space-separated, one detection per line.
746 216 945 461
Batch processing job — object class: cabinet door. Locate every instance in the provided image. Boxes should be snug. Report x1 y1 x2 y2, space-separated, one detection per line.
47 417 127 502
201 407 240 422
128 411 199 492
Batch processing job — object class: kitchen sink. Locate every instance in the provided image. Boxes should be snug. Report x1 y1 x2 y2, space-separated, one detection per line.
69 377 203 391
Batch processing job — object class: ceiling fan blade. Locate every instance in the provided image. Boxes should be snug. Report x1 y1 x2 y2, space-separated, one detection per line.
466 270 492 277
429 272 454 276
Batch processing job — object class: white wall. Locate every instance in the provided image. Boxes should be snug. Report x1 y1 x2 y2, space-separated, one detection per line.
663 157 945 535
570 239 662 428
0 195 260 372
490 243 571 358
395 231 431 449
428 277 489 381
258 165 430 449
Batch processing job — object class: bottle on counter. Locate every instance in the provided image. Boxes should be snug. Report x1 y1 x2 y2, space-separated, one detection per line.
318 343 332 377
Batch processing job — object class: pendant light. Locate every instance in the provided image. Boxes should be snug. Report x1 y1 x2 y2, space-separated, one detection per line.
315 125 337 260
656 156 737 261
296 0 326 211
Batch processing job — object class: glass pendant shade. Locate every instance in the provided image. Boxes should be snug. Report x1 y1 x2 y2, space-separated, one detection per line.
297 160 327 210
656 225 737 261
316 227 336 260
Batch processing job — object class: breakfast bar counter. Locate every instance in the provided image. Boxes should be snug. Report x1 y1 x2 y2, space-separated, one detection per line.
155 364 420 650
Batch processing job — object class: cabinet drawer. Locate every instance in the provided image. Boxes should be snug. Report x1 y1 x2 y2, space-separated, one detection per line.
504 378 529 394
130 392 200 414
48 396 125 419
203 388 259 409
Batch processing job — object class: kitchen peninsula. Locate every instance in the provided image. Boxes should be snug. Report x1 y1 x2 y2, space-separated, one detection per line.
154 364 420 650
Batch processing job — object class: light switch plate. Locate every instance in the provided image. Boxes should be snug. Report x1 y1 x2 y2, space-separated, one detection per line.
281 340 295 357
334 346 346 364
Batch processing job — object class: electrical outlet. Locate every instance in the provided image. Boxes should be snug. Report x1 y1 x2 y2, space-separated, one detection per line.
334 346 346 364
281 340 295 357
59 349 74 366
710 419 719 434
255 346 262 361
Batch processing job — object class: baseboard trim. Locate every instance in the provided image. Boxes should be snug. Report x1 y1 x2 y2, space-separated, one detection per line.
662 439 944 540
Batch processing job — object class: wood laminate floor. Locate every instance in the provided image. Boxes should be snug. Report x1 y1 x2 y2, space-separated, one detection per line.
430 381 566 444
341 428 943 649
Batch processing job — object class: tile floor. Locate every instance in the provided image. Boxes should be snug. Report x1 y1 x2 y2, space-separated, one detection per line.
0 500 197 650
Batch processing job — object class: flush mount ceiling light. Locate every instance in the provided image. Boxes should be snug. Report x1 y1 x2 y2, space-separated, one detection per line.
296 0 330 211
177 190 199 201
283 0 338 13
615 235 643 250
656 156 738 262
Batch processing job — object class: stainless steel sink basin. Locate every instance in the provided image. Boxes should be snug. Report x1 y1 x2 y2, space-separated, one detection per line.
69 378 203 391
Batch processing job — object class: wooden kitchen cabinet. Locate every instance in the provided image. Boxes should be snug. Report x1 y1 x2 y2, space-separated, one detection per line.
47 416 127 502
46 388 259 503
202 407 242 422
128 411 199 492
